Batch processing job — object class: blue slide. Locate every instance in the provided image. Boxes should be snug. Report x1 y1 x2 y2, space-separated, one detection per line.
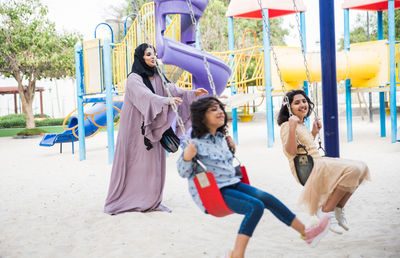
39 102 123 147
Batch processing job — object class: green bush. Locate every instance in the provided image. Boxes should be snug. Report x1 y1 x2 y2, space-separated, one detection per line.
114 114 120 123
36 118 70 127
0 114 26 128
0 114 70 128
34 114 51 119
17 128 48 136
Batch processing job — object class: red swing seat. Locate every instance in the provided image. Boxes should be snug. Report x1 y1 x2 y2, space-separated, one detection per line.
193 163 250 217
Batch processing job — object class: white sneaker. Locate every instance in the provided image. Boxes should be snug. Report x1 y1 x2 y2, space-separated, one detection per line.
317 209 344 235
335 207 349 231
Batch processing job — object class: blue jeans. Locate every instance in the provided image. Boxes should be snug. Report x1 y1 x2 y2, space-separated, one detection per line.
220 182 296 237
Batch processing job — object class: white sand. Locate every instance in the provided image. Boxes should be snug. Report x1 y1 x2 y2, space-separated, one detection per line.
1 114 400 258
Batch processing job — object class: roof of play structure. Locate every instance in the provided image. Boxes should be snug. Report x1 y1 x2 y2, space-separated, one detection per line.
226 0 306 19
342 0 400 11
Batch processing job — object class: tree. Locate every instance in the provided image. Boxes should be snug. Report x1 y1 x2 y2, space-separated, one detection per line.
0 0 80 129
338 10 400 50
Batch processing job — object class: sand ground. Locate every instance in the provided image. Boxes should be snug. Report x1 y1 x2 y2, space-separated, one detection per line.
1 114 399 258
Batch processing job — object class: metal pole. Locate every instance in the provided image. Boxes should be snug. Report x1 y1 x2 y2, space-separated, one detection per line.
300 11 310 129
344 8 353 142
319 0 340 157
262 8 274 148
377 10 386 137
103 39 115 164
388 0 397 143
74 42 86 161
228 17 238 145
367 11 373 123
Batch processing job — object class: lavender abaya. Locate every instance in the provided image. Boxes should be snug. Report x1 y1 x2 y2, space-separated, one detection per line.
104 72 196 215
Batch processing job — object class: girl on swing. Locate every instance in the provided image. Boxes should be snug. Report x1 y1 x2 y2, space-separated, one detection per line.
177 97 330 258
277 90 371 235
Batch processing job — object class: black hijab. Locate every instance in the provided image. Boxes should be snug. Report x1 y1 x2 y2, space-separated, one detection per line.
131 43 157 93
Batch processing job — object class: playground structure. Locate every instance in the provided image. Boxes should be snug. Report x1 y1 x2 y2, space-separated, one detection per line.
42 0 398 162
39 102 122 151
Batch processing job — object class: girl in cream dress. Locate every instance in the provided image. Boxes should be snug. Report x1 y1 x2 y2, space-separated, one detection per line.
277 90 370 234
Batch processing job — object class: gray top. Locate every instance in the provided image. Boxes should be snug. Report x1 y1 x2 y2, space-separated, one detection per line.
177 132 241 212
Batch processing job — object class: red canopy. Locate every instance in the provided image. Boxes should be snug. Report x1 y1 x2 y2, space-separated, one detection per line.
226 0 306 19
342 0 400 11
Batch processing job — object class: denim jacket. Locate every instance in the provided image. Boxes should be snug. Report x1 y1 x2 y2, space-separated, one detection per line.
177 132 241 212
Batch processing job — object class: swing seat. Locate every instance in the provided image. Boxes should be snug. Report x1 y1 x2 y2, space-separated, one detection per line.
238 165 250 185
193 167 250 217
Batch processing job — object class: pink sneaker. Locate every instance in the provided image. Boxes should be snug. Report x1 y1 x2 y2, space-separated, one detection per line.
220 250 232 258
302 215 330 247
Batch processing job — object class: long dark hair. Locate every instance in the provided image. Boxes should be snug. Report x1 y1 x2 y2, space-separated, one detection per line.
190 97 228 138
277 90 315 126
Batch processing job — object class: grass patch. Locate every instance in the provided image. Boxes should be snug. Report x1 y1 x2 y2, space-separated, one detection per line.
0 125 119 137
17 128 49 136
0 126 65 137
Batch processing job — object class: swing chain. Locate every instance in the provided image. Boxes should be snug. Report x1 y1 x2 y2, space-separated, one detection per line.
256 0 292 115
185 0 217 97
292 0 312 87
132 0 190 143
291 0 325 151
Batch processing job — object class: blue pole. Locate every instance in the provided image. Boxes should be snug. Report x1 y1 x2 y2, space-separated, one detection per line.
388 0 397 143
124 14 137 36
319 0 339 157
74 42 86 161
103 39 115 164
377 10 386 137
262 8 274 148
300 11 310 129
94 23 114 43
344 8 353 142
228 17 238 145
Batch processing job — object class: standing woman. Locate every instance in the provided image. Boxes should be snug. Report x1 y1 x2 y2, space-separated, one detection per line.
277 90 370 234
104 43 208 215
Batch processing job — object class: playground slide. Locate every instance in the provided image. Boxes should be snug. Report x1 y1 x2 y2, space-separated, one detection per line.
155 0 231 96
39 102 122 147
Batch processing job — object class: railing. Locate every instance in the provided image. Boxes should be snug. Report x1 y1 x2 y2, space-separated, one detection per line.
111 2 182 94
176 46 266 93
110 3 270 98
112 2 156 94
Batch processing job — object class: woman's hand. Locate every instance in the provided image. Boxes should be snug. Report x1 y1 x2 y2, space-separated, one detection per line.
183 141 197 162
288 115 300 128
225 135 236 153
170 97 183 105
285 115 300 156
194 88 208 97
311 118 322 137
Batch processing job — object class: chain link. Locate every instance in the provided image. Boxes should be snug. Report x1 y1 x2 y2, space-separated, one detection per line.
185 0 217 96
291 0 324 150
